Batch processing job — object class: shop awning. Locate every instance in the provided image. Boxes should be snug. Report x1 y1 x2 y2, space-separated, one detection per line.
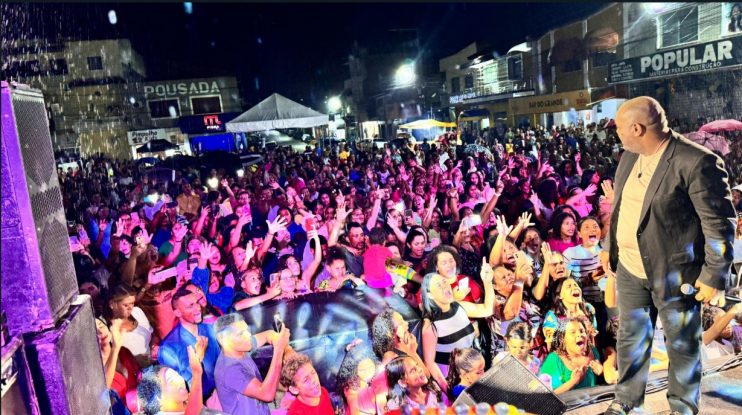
458 108 490 122
399 119 456 129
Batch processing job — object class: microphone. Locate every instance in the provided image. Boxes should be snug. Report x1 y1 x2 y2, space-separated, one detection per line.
680 283 696 296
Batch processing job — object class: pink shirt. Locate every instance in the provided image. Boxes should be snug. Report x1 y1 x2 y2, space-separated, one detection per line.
363 244 394 288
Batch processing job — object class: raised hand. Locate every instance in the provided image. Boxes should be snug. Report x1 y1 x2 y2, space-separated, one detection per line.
139 227 154 246
336 202 351 222
199 241 216 262
220 178 229 188
480 257 495 284
541 242 553 267
600 180 615 205
109 318 125 348
170 225 185 244
584 183 598 198
114 218 125 237
495 215 512 237
529 191 542 210
517 212 535 229
574 152 581 163
267 216 288 235
200 205 211 219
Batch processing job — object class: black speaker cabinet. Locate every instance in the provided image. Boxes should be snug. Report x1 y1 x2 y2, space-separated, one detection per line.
453 354 567 415
1 81 78 336
1 335 40 415
23 295 110 415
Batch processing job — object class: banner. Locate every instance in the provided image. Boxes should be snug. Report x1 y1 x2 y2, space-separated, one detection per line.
241 286 420 391
127 128 167 146
609 36 742 83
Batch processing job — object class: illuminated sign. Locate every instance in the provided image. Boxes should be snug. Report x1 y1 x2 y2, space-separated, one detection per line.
144 81 220 97
450 92 476 104
203 114 222 131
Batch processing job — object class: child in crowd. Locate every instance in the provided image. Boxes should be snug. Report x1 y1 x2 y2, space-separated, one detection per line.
385 355 445 411
280 353 335 415
495 321 542 376
444 348 485 401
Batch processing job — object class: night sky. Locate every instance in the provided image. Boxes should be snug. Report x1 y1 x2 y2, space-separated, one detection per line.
3 2 605 109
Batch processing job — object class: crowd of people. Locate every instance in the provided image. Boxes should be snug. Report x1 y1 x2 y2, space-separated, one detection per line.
58 116 742 415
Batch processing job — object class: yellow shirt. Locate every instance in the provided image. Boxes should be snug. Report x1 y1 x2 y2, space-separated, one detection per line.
616 140 669 278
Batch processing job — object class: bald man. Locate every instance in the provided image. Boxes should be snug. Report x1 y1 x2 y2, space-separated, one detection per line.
601 97 736 415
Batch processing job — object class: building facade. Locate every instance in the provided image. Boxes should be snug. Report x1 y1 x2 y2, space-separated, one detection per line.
612 2 742 127
3 39 149 159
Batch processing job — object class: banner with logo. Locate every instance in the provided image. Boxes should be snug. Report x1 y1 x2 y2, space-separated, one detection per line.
509 90 590 115
609 36 742 84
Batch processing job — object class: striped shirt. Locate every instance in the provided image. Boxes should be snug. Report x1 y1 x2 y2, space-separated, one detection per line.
562 244 603 303
430 302 475 377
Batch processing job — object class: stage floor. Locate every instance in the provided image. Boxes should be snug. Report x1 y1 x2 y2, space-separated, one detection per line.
566 364 742 414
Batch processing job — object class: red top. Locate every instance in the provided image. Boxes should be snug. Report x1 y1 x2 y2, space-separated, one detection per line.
111 347 141 410
287 387 335 415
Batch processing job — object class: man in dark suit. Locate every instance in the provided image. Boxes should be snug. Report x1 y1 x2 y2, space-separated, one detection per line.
602 97 736 415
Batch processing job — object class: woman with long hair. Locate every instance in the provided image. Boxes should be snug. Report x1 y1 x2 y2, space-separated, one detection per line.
542 278 598 352
420 263 495 392
385 355 444 411
444 348 485 401
337 341 382 415
546 211 579 253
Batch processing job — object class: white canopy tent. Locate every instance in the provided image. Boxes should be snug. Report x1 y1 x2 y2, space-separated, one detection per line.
226 93 329 132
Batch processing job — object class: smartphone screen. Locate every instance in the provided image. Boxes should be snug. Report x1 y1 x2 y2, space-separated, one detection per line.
468 214 482 227
269 273 278 287
458 277 470 290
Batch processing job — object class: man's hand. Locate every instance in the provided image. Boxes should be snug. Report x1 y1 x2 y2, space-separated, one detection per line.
694 281 726 307
480 257 495 284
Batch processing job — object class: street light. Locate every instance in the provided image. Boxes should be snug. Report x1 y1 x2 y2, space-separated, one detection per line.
395 62 416 87
327 96 342 113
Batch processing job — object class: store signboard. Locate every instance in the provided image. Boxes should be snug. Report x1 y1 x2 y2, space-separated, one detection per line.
609 36 742 84
127 128 167 146
509 90 590 115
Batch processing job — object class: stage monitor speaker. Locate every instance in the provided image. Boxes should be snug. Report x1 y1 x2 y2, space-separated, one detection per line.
24 295 110 415
1 81 78 337
1 336 40 415
453 354 566 415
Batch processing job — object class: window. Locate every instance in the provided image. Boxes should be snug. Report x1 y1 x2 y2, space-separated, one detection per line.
87 56 103 70
592 51 616 67
451 77 460 94
148 99 180 119
464 74 474 89
508 55 523 80
190 96 222 115
563 59 582 73
660 6 698 48
49 58 68 75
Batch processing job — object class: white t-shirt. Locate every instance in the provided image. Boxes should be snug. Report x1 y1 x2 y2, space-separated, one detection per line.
122 307 153 360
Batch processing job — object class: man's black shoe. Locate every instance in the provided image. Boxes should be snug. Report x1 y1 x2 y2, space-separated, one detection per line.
604 401 632 415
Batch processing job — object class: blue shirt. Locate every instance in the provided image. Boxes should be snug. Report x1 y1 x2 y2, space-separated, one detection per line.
88 218 112 259
158 322 220 398
214 352 271 415
192 267 235 314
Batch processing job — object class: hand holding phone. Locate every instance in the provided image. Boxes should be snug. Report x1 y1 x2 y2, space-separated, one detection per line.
69 236 83 253
149 267 178 285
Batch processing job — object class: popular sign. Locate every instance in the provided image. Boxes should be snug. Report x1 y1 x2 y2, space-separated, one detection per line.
127 129 167 146
609 36 742 83
144 81 221 97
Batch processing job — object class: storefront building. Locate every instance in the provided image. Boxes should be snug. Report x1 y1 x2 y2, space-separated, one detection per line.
612 2 742 127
